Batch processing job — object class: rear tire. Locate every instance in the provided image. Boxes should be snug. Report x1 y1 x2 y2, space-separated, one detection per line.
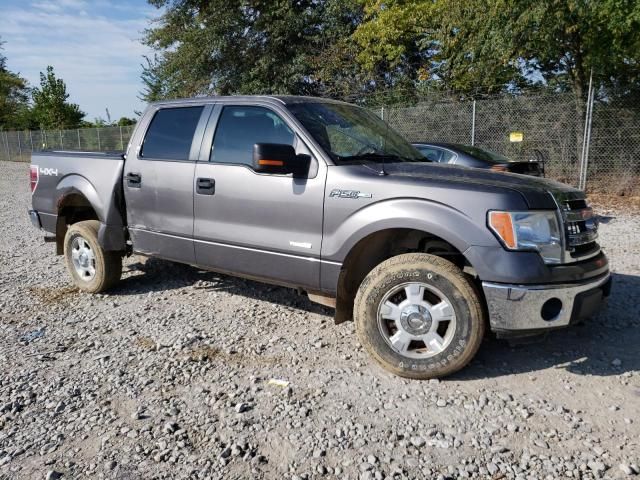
354 253 485 379
63 220 122 293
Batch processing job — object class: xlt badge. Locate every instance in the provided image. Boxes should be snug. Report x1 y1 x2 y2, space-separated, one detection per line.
329 189 372 199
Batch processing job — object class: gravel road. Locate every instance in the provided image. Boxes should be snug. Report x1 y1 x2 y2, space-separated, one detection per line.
1 160 638 480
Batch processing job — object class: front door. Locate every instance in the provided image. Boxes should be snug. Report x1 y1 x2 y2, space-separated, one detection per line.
193 104 326 290
124 104 210 264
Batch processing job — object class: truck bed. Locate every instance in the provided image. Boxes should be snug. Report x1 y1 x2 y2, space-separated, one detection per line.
30 150 126 236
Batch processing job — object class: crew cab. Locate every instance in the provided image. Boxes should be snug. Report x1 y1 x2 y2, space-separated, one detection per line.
28 96 611 379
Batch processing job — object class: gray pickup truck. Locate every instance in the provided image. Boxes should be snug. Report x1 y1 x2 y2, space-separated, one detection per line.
28 96 610 379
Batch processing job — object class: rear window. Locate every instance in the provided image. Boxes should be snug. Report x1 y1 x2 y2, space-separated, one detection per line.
141 106 204 160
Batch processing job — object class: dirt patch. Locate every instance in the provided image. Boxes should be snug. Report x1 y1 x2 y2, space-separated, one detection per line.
135 336 157 350
28 286 78 305
589 192 640 214
183 345 221 362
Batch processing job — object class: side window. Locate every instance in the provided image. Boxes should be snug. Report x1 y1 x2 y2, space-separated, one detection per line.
441 149 456 163
417 146 443 162
211 106 295 165
417 146 455 163
141 106 204 160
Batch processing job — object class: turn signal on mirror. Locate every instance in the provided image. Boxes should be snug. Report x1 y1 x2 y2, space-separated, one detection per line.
257 159 284 166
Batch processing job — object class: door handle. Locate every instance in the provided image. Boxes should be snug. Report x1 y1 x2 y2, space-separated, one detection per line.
126 172 141 188
196 177 215 195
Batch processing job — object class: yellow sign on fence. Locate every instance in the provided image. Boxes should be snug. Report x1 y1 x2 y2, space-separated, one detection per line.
509 131 524 142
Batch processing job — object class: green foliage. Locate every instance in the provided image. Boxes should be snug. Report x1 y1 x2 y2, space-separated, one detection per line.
507 0 640 99
142 0 639 103
141 0 366 101
31 66 85 129
116 117 136 126
353 0 433 74
0 38 33 129
353 0 640 99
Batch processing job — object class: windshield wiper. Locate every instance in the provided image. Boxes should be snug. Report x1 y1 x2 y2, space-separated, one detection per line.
335 153 398 175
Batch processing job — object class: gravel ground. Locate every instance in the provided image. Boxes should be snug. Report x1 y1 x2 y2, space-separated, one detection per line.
1 160 639 480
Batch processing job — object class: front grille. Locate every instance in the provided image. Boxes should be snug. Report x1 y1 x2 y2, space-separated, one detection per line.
555 193 600 262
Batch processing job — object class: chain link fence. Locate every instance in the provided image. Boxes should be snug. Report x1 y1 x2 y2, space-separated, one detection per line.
381 92 640 195
0 92 638 195
0 125 136 163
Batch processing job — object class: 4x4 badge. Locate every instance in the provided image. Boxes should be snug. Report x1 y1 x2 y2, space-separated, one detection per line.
329 189 372 199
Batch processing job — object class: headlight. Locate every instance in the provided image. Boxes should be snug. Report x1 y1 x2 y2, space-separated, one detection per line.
488 210 562 264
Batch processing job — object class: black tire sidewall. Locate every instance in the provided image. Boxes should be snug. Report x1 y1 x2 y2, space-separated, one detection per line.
356 260 478 378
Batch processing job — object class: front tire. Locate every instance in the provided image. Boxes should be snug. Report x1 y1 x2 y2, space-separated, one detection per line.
354 253 485 379
63 220 122 293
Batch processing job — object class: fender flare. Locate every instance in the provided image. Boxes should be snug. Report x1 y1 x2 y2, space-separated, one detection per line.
55 174 106 222
55 175 126 251
323 198 494 264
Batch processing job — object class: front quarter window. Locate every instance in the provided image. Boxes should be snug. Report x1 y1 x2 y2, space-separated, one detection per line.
211 106 295 166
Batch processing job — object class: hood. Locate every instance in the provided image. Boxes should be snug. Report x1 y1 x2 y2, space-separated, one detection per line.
380 162 581 209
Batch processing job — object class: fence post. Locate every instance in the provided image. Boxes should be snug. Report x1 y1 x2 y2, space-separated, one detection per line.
43 130 46 149
471 100 476 146
581 90 594 191
17 131 22 159
77 129 81 150
119 126 124 150
3 131 11 161
97 127 101 150
29 130 34 151
59 130 63 149
579 70 595 191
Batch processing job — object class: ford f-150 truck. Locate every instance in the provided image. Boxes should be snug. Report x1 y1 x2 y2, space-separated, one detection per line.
28 96 611 379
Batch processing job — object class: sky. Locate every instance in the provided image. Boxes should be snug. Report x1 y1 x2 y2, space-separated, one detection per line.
0 0 159 121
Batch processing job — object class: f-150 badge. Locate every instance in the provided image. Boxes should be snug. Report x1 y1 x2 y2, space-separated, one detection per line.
329 189 372 199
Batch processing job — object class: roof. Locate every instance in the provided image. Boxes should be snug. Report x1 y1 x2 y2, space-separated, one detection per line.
150 95 352 107
412 142 463 149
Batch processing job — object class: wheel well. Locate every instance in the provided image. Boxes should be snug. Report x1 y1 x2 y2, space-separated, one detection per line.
334 228 470 324
55 193 99 254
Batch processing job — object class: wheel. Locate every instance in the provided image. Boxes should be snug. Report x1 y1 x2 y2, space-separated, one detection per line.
354 253 485 379
63 220 122 293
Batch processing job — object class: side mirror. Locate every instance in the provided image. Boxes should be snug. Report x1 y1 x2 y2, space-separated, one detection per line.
252 143 310 177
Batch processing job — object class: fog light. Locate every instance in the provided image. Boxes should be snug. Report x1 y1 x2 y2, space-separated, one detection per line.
541 298 562 321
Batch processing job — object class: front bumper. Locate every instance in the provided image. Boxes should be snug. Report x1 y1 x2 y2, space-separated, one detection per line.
483 272 612 337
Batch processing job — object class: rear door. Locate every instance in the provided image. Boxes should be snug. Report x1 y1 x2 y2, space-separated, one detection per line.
192 103 326 289
124 104 211 263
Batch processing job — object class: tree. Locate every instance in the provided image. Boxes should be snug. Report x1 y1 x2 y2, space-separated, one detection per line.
140 55 170 102
31 66 85 129
352 0 434 84
0 38 33 129
513 0 640 100
353 0 640 99
141 0 365 101
117 117 136 126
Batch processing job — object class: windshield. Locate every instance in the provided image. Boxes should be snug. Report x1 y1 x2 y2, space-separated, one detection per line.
454 144 512 164
288 101 425 164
